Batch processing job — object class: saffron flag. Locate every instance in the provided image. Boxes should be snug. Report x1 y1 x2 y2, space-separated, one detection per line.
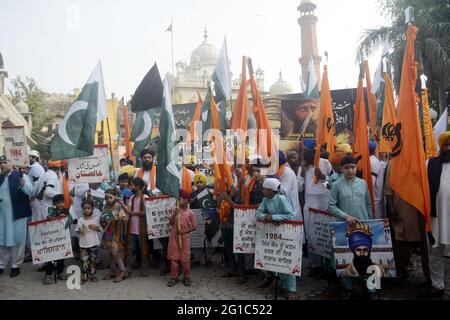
421 89 438 159
186 92 203 146
123 105 132 159
379 73 397 153
364 60 378 139
352 65 375 217
389 24 431 229
314 64 335 167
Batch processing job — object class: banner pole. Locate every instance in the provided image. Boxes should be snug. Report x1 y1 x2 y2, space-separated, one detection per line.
106 117 116 183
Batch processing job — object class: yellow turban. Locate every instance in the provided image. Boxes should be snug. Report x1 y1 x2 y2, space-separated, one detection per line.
119 165 136 178
194 172 206 184
329 143 352 166
438 131 450 149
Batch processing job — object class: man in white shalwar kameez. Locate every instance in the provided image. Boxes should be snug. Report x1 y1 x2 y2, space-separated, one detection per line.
28 150 45 221
369 141 385 219
33 160 62 221
277 151 302 220
297 146 332 274
420 132 450 298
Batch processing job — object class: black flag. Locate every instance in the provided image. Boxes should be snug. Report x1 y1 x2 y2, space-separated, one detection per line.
131 63 163 112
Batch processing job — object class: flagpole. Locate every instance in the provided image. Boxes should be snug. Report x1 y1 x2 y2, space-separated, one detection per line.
106 117 116 183
171 17 175 97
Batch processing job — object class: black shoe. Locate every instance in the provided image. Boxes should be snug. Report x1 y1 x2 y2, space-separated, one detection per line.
417 287 445 299
237 276 248 285
258 277 274 288
0 268 4 275
24 256 32 263
10 268 20 278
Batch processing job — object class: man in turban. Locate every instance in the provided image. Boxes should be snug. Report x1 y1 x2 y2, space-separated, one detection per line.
344 227 374 277
420 132 450 298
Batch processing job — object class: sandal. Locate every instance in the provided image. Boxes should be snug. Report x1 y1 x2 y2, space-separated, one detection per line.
167 278 179 287
113 271 127 283
221 272 237 278
183 278 192 286
103 274 115 280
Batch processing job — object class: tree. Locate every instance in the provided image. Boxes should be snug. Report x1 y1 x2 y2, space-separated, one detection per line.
9 76 55 160
356 0 450 116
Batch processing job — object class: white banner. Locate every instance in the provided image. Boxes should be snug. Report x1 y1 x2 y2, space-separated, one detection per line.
307 208 335 259
1 126 28 167
254 220 303 276
233 205 258 254
190 209 205 249
68 145 110 183
28 216 73 265
145 196 177 239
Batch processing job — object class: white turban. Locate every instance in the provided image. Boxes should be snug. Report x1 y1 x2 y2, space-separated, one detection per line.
262 178 281 192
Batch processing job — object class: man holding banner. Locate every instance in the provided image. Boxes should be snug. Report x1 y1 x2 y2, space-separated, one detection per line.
0 155 33 277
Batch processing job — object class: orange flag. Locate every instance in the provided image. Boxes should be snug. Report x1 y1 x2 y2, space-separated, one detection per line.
123 105 132 159
353 66 375 217
314 65 336 167
421 88 438 160
364 60 378 140
379 73 398 153
187 92 203 146
181 167 193 193
389 24 431 230
249 72 274 158
210 95 233 195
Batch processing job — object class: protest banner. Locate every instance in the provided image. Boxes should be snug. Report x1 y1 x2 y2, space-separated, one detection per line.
233 205 258 254
190 209 205 249
330 219 396 278
307 207 335 259
68 144 110 183
145 195 177 239
254 220 303 276
1 126 29 167
28 216 73 265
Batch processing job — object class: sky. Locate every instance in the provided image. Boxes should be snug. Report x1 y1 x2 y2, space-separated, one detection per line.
0 0 389 100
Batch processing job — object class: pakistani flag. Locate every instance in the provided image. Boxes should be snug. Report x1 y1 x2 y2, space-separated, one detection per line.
305 55 319 98
156 74 180 199
51 62 107 160
212 36 231 103
131 108 161 157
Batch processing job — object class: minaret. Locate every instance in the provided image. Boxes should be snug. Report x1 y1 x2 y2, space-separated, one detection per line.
298 0 321 86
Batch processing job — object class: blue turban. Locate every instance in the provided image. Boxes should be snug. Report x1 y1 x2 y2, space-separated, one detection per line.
278 150 287 165
368 140 377 153
348 231 372 253
303 139 316 150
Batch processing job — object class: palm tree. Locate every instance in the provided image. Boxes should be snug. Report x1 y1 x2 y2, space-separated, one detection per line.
356 0 450 116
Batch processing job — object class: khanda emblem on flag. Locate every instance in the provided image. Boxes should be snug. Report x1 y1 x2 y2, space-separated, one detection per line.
388 123 403 158
326 116 334 134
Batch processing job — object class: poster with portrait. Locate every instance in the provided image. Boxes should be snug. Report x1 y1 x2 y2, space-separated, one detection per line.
280 94 318 141
330 219 396 278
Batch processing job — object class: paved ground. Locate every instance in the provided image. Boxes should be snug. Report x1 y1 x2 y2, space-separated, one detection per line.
1 251 449 300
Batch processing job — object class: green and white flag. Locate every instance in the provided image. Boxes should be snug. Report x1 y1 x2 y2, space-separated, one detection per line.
305 55 319 98
156 74 180 199
212 36 231 103
131 109 155 157
50 62 107 160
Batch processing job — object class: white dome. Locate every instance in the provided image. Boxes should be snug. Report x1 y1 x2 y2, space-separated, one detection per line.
15 101 30 114
269 72 293 95
189 29 218 69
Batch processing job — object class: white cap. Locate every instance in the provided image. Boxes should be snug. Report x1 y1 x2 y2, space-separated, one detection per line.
29 150 40 158
262 178 281 192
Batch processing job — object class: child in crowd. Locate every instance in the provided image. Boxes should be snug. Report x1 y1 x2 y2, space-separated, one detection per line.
42 194 71 285
117 173 133 205
167 190 197 287
101 189 128 282
76 198 102 284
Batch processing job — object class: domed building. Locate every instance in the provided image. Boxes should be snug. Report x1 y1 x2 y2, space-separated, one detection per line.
15 101 33 129
173 28 266 104
269 72 293 96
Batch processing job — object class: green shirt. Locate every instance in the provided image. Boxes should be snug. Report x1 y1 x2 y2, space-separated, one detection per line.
256 194 295 222
328 177 372 221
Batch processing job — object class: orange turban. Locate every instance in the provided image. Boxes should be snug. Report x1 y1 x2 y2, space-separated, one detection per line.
47 160 62 168
438 131 450 149
329 143 352 166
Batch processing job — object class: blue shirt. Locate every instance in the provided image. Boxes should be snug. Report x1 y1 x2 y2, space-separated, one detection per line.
256 193 295 222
